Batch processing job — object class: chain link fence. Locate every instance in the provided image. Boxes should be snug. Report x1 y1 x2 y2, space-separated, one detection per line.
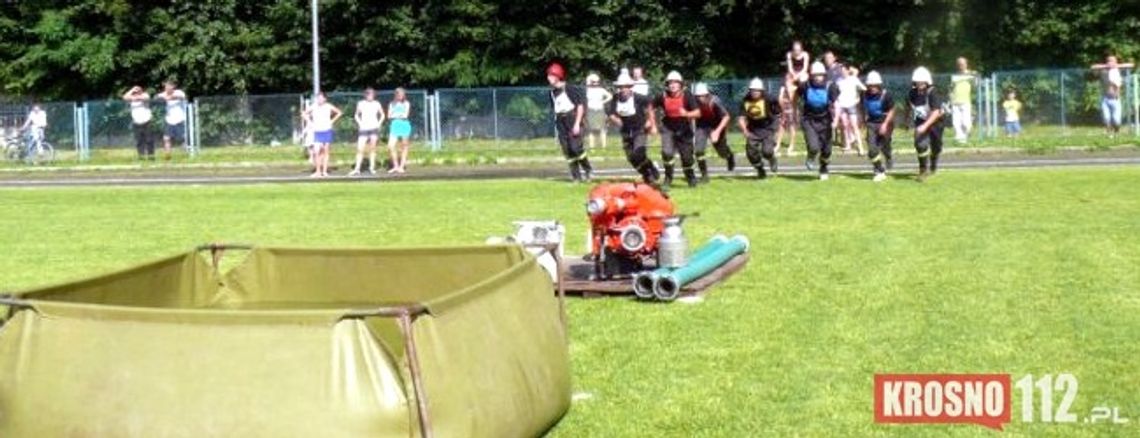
2 68 1137 165
0 102 77 149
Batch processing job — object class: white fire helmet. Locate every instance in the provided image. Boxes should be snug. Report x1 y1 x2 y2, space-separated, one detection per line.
665 70 684 83
810 62 826 76
614 73 635 87
586 73 600 84
694 82 710 96
866 71 883 86
912 67 933 84
748 78 765 91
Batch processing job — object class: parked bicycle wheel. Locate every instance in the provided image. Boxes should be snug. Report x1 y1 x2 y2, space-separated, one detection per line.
25 142 55 165
3 138 20 162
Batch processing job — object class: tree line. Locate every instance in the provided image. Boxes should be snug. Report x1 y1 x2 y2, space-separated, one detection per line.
1 0 1136 101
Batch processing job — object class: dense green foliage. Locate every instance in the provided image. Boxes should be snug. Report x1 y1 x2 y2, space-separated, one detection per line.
2 1 1138 100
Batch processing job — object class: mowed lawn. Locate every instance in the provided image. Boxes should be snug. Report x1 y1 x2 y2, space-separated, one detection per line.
1 167 1138 436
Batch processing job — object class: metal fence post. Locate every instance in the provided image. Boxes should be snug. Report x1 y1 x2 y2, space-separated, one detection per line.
420 90 429 149
1059 71 1068 134
979 78 988 139
186 101 197 157
975 75 984 141
80 102 90 161
492 88 499 144
990 74 998 138
72 103 80 161
1132 71 1139 137
432 90 442 151
429 93 438 150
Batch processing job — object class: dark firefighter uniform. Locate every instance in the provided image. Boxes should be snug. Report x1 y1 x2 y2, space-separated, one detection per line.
550 84 593 181
694 95 736 179
652 90 700 187
739 92 783 178
864 88 895 175
799 78 840 176
606 92 660 183
908 87 946 176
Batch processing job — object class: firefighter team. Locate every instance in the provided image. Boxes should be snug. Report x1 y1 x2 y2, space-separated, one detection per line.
547 59 947 186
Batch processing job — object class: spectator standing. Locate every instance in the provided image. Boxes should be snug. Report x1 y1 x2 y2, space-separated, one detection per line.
786 41 811 83
156 80 187 160
585 73 613 150
387 88 413 174
776 72 798 156
303 92 342 178
835 66 866 155
823 51 845 85
349 87 385 176
950 57 978 144
1091 55 1135 138
1003 91 1022 138
123 86 155 161
631 67 651 96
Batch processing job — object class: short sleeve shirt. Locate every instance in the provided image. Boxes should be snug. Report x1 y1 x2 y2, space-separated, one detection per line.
740 95 782 132
696 96 729 129
908 88 944 124
551 85 585 117
606 93 651 134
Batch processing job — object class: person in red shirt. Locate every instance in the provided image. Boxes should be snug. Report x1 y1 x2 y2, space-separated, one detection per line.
693 82 734 182
547 63 593 182
651 71 701 187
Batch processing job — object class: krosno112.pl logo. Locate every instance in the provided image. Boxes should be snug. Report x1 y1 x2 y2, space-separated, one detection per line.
874 374 1128 431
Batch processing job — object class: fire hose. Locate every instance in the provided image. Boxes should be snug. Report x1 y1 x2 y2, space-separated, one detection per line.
632 235 750 301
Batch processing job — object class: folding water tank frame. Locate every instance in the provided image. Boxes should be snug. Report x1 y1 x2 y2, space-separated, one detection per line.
0 243 571 437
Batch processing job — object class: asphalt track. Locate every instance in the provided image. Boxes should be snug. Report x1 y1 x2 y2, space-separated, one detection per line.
1 152 1138 187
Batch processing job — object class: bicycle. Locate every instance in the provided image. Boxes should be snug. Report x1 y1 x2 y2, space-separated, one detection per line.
4 130 55 165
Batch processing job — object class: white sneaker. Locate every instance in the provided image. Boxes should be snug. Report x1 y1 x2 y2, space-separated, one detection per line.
347 170 360 176
873 172 887 182
819 173 829 181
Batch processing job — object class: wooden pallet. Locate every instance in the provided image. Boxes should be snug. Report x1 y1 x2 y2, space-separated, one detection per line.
560 253 750 298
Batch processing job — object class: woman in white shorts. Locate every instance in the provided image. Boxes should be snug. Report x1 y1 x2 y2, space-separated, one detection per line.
834 66 866 155
387 88 413 174
303 92 342 177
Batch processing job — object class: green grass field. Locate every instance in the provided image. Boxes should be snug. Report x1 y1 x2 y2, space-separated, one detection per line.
1 168 1138 436
7 125 1139 172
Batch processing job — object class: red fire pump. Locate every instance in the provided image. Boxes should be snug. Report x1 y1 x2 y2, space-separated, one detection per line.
586 182 675 278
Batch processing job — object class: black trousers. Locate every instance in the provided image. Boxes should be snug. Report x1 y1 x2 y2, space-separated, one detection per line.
867 122 893 172
622 131 659 183
694 126 733 161
659 123 695 170
555 115 585 161
744 128 777 170
133 123 155 158
555 115 591 179
914 123 944 171
802 117 832 172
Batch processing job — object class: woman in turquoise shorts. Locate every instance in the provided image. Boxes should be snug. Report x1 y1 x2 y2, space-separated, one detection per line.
387 87 413 174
